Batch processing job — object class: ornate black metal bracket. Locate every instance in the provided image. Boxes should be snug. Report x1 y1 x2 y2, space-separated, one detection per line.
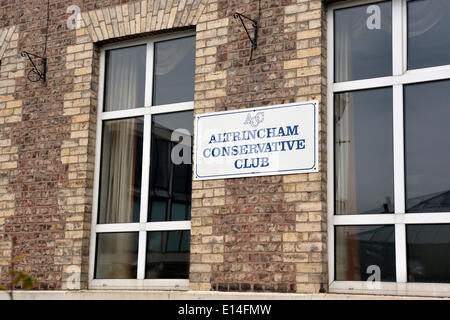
233 0 261 62
21 51 47 83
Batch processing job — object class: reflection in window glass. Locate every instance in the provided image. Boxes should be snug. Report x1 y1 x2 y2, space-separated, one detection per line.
335 88 394 215
95 233 139 279
407 224 450 283
408 0 450 70
405 80 450 213
104 45 146 111
146 231 190 279
148 111 193 222
98 117 143 224
334 1 392 82
335 225 396 281
153 36 195 106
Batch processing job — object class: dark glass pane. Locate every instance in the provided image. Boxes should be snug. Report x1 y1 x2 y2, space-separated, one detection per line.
148 111 193 222
335 88 394 215
95 232 139 279
334 1 392 82
405 80 450 213
407 224 450 283
150 200 167 222
104 45 146 111
408 0 450 70
171 202 189 221
98 117 143 224
153 36 195 105
335 225 396 281
146 231 190 279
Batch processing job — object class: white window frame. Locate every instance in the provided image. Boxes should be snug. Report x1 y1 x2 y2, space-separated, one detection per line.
88 31 195 290
327 0 450 297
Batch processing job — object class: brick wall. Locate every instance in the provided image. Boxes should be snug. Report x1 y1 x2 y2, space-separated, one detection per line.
0 0 328 292
190 0 328 293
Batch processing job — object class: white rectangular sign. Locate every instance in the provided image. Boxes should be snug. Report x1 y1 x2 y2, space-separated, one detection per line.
193 101 319 180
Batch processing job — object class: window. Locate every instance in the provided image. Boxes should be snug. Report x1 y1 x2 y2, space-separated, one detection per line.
89 32 195 289
328 0 450 295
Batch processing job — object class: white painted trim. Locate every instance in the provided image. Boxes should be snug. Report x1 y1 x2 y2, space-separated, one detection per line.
137 231 147 280
101 30 196 51
333 65 450 92
95 221 192 233
89 49 106 283
393 85 405 214
150 101 194 114
327 0 450 296
146 221 191 231
329 281 450 298
101 108 148 120
101 102 194 120
333 213 450 225
146 41 154 108
89 279 190 291
392 0 403 76
96 223 140 233
90 33 195 290
402 0 408 73
395 223 407 283
326 6 335 286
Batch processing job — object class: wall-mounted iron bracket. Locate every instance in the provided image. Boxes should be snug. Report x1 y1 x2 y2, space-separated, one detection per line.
233 0 261 62
21 51 47 83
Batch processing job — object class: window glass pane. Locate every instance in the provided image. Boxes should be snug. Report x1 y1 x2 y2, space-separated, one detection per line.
335 225 396 281
104 45 146 111
334 1 392 82
407 0 450 70
146 231 190 279
405 80 450 213
98 117 143 224
153 36 195 106
407 224 450 283
95 232 139 279
148 111 193 222
335 88 394 215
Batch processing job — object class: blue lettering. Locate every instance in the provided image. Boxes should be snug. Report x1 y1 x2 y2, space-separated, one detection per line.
211 148 220 157
261 157 269 167
286 125 299 136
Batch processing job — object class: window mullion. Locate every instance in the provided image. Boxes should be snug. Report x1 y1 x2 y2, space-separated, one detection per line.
393 84 405 214
393 82 407 283
137 114 152 279
89 49 106 283
137 230 147 280
392 0 404 75
146 41 154 107
395 223 407 282
137 41 154 280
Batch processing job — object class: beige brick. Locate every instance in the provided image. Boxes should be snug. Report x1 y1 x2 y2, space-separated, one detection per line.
295 202 322 212
201 254 223 263
296 222 322 232
284 59 307 70
190 263 212 273
285 4 308 15
297 47 321 58
296 262 323 273
191 226 212 236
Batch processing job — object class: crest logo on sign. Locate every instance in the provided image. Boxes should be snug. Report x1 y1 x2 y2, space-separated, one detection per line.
244 112 264 127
